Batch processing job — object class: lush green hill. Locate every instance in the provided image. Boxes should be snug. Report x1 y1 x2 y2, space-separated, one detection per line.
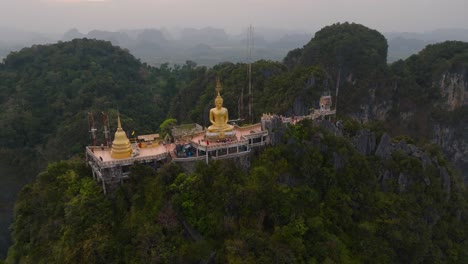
384 41 468 141
5 120 468 263
0 39 200 258
282 22 390 115
385 41 468 184
389 41 468 105
284 22 387 77
0 39 198 167
1 24 468 261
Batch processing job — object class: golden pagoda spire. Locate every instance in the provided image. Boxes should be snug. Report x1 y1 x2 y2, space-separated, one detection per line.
117 114 122 129
215 77 222 96
111 114 132 159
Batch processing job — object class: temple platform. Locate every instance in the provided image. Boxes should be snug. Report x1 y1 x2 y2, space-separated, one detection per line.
85 90 336 194
86 143 174 193
171 123 268 161
86 123 268 193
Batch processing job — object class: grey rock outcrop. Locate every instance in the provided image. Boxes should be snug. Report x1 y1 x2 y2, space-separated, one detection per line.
373 136 459 192
432 122 468 183
440 167 451 201
353 129 376 155
375 133 393 159
398 173 408 193
333 152 347 170
315 120 342 136
263 115 286 146
378 169 396 191
395 140 411 154
418 153 433 170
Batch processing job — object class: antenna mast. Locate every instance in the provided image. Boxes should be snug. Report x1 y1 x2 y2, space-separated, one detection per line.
102 112 110 147
247 24 254 124
335 67 341 119
88 112 97 146
238 92 243 120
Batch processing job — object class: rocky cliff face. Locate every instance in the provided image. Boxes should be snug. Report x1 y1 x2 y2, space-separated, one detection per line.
354 130 454 200
432 122 468 183
438 71 468 110
352 85 393 123
301 121 457 200
353 69 468 183
434 70 468 182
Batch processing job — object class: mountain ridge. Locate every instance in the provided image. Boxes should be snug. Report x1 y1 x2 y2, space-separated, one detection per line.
1 22 467 260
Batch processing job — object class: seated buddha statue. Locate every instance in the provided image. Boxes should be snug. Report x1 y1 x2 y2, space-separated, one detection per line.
207 80 234 133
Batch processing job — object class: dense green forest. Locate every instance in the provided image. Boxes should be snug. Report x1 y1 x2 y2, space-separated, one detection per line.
0 38 203 257
1 22 467 262
0 39 199 166
5 121 468 263
1 23 466 168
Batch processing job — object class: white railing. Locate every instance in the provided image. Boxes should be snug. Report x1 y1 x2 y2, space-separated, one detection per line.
212 150 251 160
86 147 169 168
241 131 268 139
172 156 206 162
235 123 261 131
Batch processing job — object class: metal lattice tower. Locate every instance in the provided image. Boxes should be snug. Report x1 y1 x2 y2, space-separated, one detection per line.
88 112 97 146
102 112 110 147
247 24 254 124
335 67 341 119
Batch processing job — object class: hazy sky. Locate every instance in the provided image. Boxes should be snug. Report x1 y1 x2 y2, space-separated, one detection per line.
1 0 467 34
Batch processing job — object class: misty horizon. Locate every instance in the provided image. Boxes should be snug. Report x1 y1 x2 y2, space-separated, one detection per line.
2 24 468 67
2 0 468 67
1 0 468 35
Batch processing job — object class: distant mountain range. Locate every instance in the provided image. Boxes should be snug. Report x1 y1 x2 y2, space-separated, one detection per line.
384 28 468 62
1 26 468 65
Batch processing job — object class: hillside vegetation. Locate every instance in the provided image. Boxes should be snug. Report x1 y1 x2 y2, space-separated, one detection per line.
2 24 465 169
0 39 196 169
1 22 468 262
5 121 468 263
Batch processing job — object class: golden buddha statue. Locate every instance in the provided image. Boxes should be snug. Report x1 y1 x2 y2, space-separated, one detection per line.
111 115 132 159
207 79 234 133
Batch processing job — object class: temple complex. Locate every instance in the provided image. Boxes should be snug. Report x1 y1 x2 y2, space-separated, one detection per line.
85 79 336 193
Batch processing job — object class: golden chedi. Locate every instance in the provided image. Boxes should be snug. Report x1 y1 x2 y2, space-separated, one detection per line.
111 115 132 159
207 78 234 133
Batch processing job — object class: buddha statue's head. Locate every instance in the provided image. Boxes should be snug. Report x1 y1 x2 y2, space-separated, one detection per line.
215 94 223 109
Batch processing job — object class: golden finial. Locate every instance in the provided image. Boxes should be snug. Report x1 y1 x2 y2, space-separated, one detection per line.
117 114 122 129
215 77 222 96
